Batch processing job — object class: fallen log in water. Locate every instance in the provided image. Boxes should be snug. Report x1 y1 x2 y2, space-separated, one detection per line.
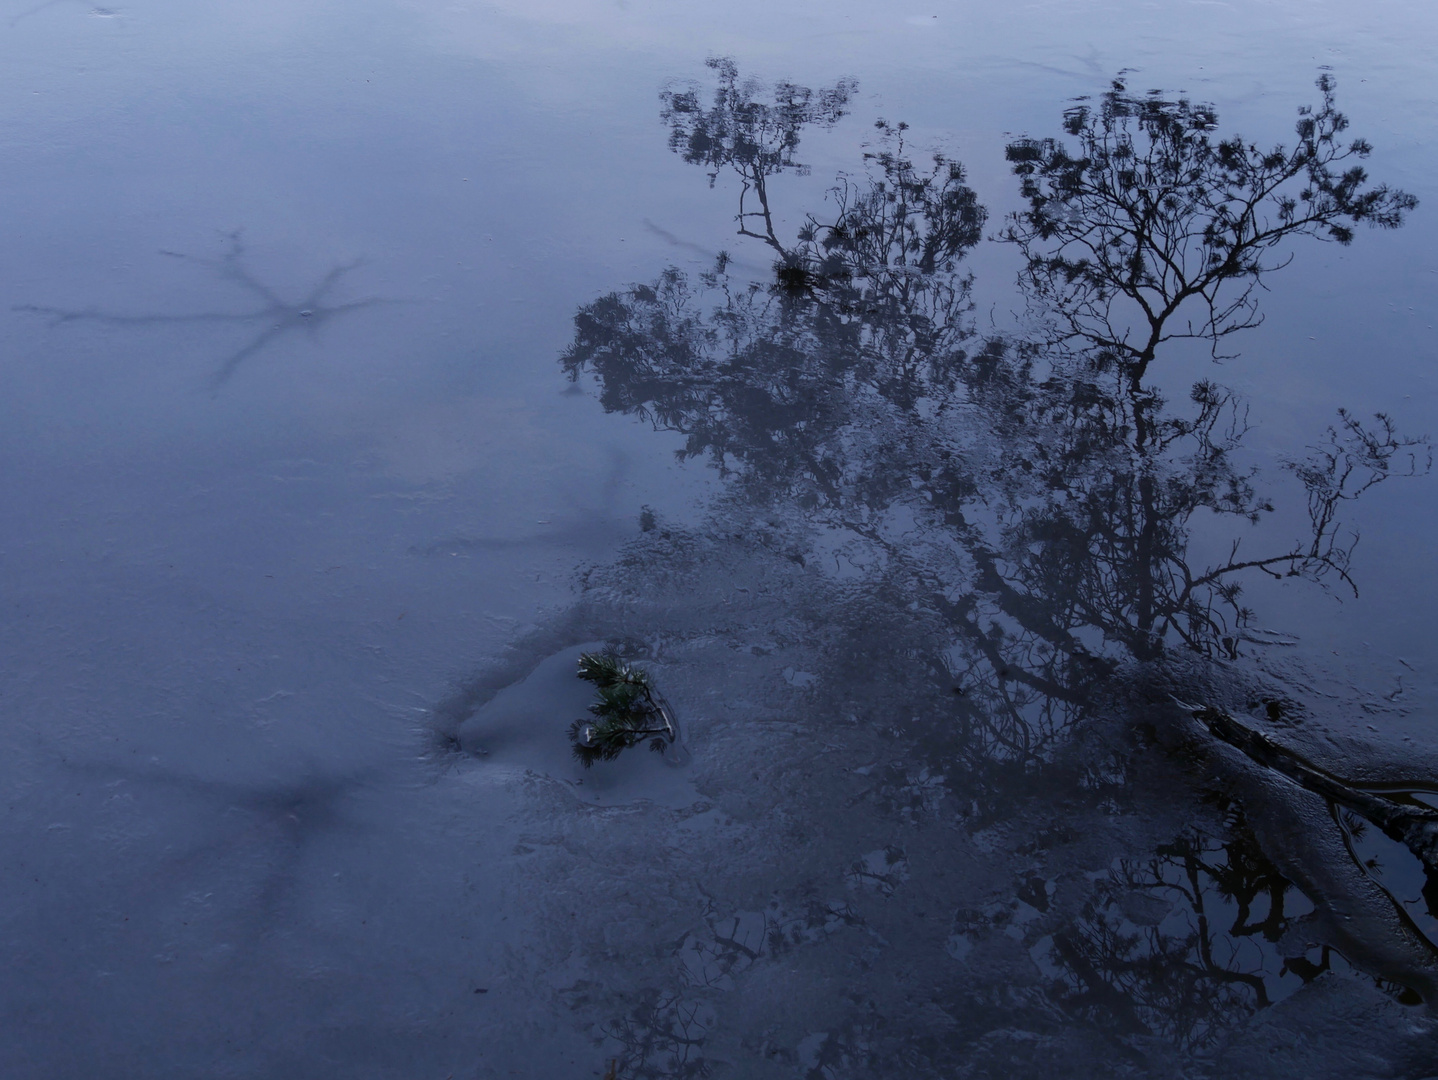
1182 701 1438 876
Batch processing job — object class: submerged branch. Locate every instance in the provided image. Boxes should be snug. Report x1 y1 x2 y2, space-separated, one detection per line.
1185 703 1438 872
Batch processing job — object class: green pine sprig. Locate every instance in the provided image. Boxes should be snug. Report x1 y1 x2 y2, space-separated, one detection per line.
569 651 675 767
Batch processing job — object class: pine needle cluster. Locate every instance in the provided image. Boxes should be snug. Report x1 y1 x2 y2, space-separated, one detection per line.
569 652 676 767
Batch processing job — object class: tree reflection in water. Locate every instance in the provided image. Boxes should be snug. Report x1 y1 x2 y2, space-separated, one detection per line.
1042 804 1329 1052
552 64 1435 1075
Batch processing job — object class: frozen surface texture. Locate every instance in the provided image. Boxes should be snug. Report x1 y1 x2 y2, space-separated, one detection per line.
1 1 1438 1077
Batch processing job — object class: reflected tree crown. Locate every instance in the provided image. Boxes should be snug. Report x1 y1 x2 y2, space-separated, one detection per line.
661 57 857 258
1003 75 1418 381
561 67 1438 1036
565 65 1427 754
788 120 986 295
564 118 987 488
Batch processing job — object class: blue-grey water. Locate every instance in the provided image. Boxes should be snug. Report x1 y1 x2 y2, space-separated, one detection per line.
2 2 1438 1077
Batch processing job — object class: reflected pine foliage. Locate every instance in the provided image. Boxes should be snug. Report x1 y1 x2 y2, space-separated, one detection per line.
1005 75 1416 379
661 57 856 258
567 70 1424 756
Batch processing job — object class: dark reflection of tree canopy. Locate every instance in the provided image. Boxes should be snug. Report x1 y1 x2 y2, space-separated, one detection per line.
563 63 1431 1058
660 57 856 259
569 70 1424 754
1004 75 1416 382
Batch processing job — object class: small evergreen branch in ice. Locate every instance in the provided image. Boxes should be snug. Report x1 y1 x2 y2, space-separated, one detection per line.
569 652 677 767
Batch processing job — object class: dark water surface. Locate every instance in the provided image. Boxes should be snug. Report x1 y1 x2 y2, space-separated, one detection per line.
3 2 1438 1077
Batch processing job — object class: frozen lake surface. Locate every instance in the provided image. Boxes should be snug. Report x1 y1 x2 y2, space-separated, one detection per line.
2 1 1438 1076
